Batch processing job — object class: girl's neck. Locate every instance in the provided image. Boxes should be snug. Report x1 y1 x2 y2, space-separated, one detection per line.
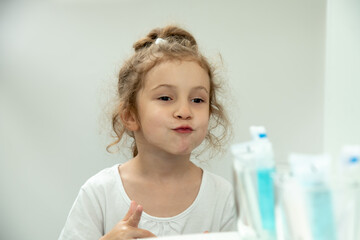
130 151 197 180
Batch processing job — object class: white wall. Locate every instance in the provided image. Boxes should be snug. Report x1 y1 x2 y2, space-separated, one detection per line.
324 0 360 158
0 1 326 239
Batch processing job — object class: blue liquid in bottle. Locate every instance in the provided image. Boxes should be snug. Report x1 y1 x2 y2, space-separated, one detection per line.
306 185 336 240
257 167 276 237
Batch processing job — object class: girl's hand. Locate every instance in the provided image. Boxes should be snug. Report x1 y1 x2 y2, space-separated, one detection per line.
100 201 156 240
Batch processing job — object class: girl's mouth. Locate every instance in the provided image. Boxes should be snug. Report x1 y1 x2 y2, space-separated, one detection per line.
173 126 193 133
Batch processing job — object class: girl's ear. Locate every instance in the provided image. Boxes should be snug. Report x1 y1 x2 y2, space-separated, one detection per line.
121 109 139 131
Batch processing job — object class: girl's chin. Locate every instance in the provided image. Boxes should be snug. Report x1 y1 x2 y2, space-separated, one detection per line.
165 147 193 156
173 146 199 156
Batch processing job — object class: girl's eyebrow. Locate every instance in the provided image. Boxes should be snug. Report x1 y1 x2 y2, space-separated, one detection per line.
151 84 209 93
151 84 176 91
193 86 209 94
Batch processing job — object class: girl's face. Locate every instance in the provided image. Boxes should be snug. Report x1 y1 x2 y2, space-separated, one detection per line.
134 60 210 157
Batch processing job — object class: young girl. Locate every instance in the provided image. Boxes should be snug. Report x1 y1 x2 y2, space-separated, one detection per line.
59 25 236 240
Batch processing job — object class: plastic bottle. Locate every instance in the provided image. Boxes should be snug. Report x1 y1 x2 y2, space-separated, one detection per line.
336 146 360 240
231 142 261 237
249 126 276 239
289 153 336 240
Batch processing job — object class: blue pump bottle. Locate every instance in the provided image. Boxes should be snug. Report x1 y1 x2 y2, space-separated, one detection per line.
250 126 276 239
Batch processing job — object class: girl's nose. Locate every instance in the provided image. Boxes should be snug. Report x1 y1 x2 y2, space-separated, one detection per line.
174 102 192 120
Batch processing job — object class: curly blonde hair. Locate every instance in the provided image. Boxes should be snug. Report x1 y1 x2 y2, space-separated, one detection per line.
107 25 229 157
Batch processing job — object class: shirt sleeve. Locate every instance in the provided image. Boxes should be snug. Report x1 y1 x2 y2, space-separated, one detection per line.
220 188 238 232
59 187 104 240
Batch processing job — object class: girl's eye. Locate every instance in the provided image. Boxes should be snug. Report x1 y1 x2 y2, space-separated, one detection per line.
192 98 204 103
158 96 172 101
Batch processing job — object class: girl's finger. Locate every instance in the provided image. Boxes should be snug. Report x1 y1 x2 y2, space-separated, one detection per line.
122 201 138 221
127 205 143 227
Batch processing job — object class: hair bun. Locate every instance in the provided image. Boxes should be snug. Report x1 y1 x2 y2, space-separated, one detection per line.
133 25 197 51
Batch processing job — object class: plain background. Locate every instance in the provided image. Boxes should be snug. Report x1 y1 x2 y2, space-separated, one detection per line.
0 0 359 239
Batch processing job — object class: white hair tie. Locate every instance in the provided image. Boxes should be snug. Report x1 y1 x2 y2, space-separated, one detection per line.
155 38 167 45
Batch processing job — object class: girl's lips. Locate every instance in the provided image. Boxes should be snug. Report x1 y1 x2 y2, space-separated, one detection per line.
173 126 193 133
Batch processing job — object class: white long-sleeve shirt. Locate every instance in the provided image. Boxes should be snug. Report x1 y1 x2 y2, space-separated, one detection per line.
59 164 237 240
